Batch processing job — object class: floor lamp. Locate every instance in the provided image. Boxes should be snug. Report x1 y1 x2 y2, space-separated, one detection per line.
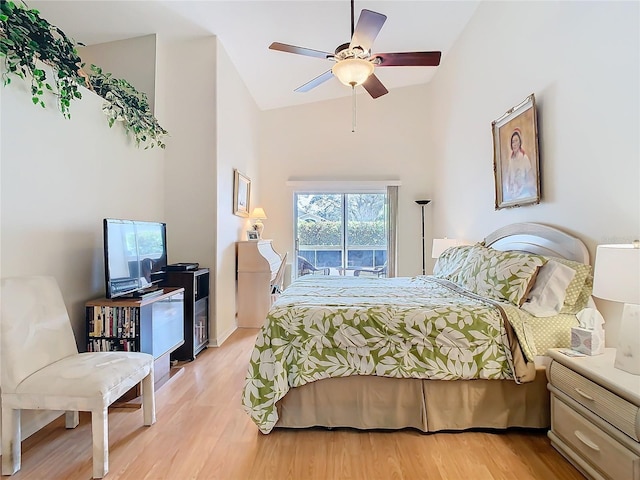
415 200 431 275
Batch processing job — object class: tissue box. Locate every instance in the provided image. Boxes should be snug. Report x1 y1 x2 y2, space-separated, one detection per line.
570 327 605 356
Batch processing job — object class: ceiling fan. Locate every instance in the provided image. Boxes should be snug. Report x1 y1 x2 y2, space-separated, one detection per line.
269 0 442 99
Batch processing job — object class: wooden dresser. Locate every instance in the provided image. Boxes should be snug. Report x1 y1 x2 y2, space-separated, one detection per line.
547 348 640 480
236 240 284 328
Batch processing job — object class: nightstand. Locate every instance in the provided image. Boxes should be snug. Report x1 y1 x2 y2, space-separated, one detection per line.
547 348 640 480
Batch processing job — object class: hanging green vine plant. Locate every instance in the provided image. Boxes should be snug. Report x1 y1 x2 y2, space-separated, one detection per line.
0 0 168 149
89 65 167 149
0 0 84 118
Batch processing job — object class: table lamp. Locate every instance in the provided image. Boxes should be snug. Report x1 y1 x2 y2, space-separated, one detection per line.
431 238 464 259
592 243 640 375
250 207 267 239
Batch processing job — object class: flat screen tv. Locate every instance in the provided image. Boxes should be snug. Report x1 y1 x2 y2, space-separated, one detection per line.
103 218 167 298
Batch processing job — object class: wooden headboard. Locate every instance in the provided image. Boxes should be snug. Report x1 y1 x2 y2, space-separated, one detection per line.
484 223 589 264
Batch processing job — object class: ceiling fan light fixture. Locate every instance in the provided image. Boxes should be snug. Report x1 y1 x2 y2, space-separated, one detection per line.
332 58 374 87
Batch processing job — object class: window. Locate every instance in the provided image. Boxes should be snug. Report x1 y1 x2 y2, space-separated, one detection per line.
295 192 389 278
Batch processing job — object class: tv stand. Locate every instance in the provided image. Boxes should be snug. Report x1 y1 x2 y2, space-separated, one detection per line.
86 287 185 389
129 286 163 299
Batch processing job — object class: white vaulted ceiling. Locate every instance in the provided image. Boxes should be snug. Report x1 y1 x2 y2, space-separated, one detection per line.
29 1 480 110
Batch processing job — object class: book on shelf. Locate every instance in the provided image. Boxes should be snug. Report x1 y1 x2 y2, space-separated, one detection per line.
86 305 140 352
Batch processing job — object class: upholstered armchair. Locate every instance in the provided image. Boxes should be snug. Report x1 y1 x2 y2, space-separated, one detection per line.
1 276 156 478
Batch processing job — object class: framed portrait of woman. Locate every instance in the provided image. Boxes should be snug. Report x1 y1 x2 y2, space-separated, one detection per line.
491 94 540 210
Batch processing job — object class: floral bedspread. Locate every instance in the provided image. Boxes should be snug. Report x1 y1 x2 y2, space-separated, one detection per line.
242 275 528 434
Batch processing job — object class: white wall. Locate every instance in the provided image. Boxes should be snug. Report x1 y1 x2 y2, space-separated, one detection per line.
0 59 164 440
428 0 639 251
215 40 262 342
0 67 165 339
0 33 252 445
258 1 638 342
79 34 157 113
425 0 639 341
158 36 261 346
259 85 433 277
161 36 218 340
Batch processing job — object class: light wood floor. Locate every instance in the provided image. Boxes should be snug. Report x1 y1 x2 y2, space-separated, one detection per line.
10 328 584 480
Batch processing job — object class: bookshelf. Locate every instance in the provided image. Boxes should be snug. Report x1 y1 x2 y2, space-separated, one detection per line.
86 287 185 389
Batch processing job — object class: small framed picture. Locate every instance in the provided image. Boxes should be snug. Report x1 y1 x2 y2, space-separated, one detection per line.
491 94 541 210
246 230 259 241
233 169 251 217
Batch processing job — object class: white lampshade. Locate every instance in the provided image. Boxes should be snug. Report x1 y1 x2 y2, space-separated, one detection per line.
431 238 464 259
592 243 640 375
592 244 640 304
332 59 374 87
250 207 267 239
250 207 267 220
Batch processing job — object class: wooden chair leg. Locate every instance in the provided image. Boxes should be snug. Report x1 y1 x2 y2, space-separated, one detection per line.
91 407 108 479
1 406 21 475
65 411 80 429
142 372 156 426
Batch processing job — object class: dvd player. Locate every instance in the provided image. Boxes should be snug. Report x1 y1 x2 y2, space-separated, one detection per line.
166 262 199 271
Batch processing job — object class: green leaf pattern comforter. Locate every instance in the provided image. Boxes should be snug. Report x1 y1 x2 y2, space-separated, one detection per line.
242 275 527 434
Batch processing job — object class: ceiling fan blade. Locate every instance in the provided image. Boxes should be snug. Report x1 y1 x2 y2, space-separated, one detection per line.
269 42 332 60
350 9 387 52
374 51 442 67
295 70 334 92
362 73 388 99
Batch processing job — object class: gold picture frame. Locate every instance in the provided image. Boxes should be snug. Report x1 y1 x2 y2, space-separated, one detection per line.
492 94 540 210
233 169 251 217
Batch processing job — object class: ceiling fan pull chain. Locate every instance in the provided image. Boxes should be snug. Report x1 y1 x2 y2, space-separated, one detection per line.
352 85 356 133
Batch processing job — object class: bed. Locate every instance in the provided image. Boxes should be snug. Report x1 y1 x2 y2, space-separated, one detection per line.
242 223 592 434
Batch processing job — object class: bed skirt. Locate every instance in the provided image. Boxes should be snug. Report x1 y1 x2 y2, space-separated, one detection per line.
275 365 550 432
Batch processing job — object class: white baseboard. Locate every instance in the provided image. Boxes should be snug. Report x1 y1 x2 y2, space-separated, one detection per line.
209 324 237 347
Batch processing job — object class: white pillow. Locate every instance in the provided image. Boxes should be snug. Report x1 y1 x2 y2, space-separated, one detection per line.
522 260 576 317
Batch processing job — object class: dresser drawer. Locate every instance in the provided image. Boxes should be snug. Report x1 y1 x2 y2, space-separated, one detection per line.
549 361 640 441
552 397 640 480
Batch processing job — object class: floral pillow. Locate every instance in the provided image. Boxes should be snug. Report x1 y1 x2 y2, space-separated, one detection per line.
432 244 475 282
457 244 547 306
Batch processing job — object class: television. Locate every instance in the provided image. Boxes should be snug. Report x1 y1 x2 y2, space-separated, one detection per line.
103 218 168 298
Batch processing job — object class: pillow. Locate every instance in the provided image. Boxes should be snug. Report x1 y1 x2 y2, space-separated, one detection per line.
561 270 594 314
432 245 475 282
457 244 547 306
521 260 576 317
549 257 593 312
